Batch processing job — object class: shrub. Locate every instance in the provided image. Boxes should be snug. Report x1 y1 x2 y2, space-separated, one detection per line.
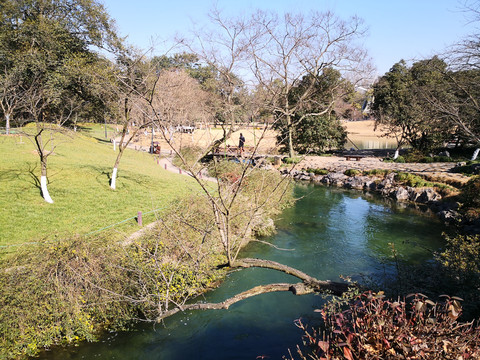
172 146 204 170
364 169 392 177
344 169 361 177
394 172 429 187
207 159 243 181
0 236 137 358
461 176 480 207
291 292 480 360
403 150 425 163
436 156 453 162
438 234 480 276
394 155 405 163
307 168 329 176
282 157 301 165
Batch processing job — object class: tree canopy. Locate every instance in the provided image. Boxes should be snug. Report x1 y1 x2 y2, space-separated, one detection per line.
372 56 480 153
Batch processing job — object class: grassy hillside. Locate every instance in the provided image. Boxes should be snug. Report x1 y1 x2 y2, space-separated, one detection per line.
0 124 198 248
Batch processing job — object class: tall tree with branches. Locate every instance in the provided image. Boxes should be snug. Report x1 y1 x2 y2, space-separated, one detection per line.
248 10 372 157
0 0 122 202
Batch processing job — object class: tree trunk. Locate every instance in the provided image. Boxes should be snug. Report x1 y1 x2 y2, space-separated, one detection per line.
40 161 54 204
472 148 480 161
110 166 118 190
34 128 54 203
286 114 295 158
5 114 10 135
110 143 125 190
393 147 400 160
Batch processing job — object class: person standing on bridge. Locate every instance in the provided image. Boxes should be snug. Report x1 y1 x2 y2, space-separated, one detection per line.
238 133 245 156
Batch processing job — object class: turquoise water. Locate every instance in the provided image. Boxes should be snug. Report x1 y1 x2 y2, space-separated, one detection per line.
41 184 446 359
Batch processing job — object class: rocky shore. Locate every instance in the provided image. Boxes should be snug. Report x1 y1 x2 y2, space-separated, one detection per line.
282 164 480 234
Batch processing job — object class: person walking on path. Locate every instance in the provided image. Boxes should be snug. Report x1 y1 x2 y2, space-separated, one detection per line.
238 133 245 156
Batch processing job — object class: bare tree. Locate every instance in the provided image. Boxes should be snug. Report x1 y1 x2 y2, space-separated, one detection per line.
152 68 210 146
0 68 23 135
21 76 78 203
181 5 252 151
248 10 372 157
109 51 156 190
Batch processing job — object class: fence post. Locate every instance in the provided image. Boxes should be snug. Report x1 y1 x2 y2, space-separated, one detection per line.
137 211 142 226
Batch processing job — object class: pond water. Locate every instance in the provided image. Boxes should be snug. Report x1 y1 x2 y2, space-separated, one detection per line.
41 184 446 359
345 138 397 150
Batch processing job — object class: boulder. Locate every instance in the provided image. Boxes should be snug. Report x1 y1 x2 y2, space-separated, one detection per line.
416 188 442 203
391 186 410 201
408 188 421 202
437 210 460 224
378 172 396 190
325 172 348 187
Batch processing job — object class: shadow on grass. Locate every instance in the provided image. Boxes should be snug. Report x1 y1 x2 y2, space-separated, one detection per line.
94 137 112 144
0 163 46 198
75 164 155 190
26 164 42 197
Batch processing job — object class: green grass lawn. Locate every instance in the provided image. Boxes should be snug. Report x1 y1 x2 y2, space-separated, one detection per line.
0 124 199 248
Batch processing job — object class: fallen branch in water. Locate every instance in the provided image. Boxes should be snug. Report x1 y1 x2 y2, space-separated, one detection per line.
157 257 353 321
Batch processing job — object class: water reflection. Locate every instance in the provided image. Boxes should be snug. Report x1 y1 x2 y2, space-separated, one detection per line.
345 139 397 150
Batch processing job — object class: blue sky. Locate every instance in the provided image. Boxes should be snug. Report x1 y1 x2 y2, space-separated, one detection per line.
100 0 477 76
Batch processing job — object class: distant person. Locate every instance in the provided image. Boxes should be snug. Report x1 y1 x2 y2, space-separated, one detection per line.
239 133 245 155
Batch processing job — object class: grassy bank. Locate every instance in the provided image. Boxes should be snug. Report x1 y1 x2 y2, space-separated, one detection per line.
0 131 294 358
0 124 198 248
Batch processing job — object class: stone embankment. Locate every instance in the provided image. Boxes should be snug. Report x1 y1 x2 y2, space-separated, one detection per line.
282 156 480 234
299 154 469 186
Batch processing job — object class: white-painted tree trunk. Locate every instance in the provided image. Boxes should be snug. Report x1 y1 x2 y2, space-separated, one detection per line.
5 114 10 135
110 167 118 189
113 139 116 151
40 175 54 203
393 148 400 160
472 148 480 161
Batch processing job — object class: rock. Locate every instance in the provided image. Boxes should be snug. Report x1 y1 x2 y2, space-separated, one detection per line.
408 188 421 202
417 188 442 203
344 176 377 190
438 150 450 157
325 172 348 187
381 188 395 197
367 181 378 191
344 176 363 189
437 210 460 223
378 172 396 190
392 186 410 201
